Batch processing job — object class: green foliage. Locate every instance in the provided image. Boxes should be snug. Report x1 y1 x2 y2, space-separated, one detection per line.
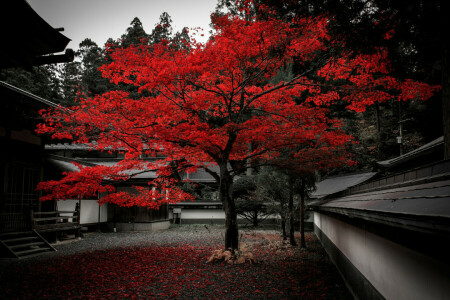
76 38 110 96
233 173 270 226
149 13 173 45
121 17 150 48
270 63 294 85
181 182 218 202
233 167 316 228
58 61 81 106
172 27 191 51
1 14 195 108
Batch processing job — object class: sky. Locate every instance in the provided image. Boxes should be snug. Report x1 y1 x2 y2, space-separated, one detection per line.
27 0 217 51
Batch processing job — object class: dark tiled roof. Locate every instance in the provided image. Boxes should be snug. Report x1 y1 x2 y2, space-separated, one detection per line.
0 81 60 109
311 172 377 199
376 136 444 169
311 159 450 235
311 134 450 235
47 155 156 180
320 179 450 218
45 143 99 150
46 155 216 182
0 0 73 69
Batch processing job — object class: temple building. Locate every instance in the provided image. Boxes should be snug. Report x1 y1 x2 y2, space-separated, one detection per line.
311 136 450 299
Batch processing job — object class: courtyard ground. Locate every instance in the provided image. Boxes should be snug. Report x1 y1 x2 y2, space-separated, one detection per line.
0 225 352 299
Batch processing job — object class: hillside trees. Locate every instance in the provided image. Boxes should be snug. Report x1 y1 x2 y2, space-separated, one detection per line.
76 38 110 96
78 14 191 100
58 61 82 105
266 0 446 159
121 17 150 48
238 167 315 247
149 12 173 45
0 14 188 107
0 64 64 104
37 7 438 251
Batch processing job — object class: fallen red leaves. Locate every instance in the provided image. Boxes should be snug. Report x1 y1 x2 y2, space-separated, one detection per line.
0 233 351 299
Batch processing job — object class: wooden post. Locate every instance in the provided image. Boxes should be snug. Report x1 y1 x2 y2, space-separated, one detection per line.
75 199 81 238
288 176 296 247
97 192 101 232
299 179 306 248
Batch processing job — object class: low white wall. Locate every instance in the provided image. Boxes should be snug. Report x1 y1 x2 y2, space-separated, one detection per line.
57 199 108 225
175 209 225 220
314 212 450 300
169 208 283 224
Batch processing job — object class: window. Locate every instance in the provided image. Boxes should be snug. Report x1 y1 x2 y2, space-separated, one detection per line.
1 163 40 232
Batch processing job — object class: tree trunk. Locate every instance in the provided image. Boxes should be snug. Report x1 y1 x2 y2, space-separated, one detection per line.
288 177 297 246
398 101 404 156
375 102 384 160
279 199 287 240
253 209 258 227
219 165 239 251
281 217 287 240
299 179 306 248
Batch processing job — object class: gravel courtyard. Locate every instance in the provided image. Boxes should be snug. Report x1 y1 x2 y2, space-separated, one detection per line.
0 225 352 299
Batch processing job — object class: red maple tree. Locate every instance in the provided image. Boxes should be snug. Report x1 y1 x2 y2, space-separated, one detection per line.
37 9 439 250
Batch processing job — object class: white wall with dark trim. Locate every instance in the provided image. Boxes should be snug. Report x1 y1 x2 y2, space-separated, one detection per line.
170 208 225 221
57 199 108 224
314 212 450 300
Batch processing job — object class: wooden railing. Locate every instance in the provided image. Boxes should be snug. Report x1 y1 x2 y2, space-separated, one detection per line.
31 207 81 238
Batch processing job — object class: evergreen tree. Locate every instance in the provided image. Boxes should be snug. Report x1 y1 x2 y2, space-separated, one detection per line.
172 27 191 51
58 61 82 106
149 12 173 45
121 17 150 48
0 65 64 104
77 38 110 96
233 174 271 227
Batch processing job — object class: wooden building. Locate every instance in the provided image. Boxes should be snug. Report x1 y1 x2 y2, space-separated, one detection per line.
311 137 450 299
0 0 74 69
0 82 61 233
0 0 73 258
44 143 224 230
0 0 74 234
44 145 169 231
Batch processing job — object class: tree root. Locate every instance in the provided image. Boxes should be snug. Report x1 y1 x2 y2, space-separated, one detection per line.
206 248 256 264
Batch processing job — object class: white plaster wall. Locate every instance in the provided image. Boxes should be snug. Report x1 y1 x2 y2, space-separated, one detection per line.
314 212 450 300
177 209 225 220
170 208 280 221
57 199 108 224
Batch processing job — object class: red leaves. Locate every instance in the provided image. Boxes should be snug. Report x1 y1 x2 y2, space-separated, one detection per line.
0 233 351 299
37 163 117 201
317 48 440 112
37 10 439 208
99 185 195 208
